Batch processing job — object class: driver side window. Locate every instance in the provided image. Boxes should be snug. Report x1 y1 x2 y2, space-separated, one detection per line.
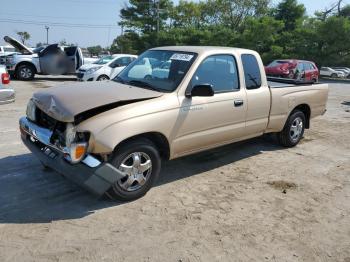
191 55 239 93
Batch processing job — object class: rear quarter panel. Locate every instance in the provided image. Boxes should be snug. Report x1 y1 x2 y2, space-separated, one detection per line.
266 83 329 132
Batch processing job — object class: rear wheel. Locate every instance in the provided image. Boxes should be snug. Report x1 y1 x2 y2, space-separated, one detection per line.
106 139 161 201
16 64 35 81
97 75 110 81
277 110 305 147
288 71 295 79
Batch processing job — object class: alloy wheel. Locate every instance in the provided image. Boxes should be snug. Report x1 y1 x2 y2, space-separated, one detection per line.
117 152 152 192
290 117 303 142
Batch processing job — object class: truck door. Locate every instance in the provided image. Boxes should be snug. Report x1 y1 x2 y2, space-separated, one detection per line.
173 54 247 156
64 46 79 74
241 54 271 136
39 44 66 75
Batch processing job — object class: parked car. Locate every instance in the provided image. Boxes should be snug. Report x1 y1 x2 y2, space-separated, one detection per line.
0 65 15 105
331 67 350 78
77 54 137 81
19 46 329 201
0 36 88 81
265 59 319 82
0 45 17 56
320 67 345 78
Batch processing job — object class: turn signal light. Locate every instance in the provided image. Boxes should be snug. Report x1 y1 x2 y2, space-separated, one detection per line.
67 142 88 163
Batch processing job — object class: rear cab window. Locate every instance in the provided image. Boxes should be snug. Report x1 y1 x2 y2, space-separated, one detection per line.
241 54 262 90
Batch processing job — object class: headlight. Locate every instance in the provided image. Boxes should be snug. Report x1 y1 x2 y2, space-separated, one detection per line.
86 66 102 74
26 99 36 122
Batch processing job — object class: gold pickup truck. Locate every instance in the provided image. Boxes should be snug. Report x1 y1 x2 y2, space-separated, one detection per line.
19 46 329 201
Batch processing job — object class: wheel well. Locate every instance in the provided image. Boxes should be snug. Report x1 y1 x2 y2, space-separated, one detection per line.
114 132 170 160
292 104 311 129
98 74 109 79
15 62 37 74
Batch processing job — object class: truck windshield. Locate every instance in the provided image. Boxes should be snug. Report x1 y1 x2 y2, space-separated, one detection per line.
113 50 197 92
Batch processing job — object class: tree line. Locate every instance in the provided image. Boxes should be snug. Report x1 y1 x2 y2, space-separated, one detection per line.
110 0 350 67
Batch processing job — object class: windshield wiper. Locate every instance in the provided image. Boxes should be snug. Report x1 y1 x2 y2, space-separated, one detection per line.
127 80 159 91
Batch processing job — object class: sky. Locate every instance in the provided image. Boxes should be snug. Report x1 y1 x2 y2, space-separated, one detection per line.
0 0 347 47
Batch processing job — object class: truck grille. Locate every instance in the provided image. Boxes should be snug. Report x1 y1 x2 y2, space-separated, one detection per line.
35 108 58 130
35 107 67 146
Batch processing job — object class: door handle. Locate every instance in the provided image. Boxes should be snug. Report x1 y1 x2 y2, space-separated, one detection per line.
234 100 244 107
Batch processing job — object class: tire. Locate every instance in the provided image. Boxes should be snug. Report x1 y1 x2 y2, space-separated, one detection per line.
106 139 161 201
331 73 337 78
277 110 306 147
97 75 110 81
288 71 295 79
16 64 35 81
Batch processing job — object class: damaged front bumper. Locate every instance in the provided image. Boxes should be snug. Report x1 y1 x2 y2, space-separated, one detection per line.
19 116 124 196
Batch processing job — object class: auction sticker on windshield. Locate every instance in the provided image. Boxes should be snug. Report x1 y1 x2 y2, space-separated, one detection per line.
170 53 194 61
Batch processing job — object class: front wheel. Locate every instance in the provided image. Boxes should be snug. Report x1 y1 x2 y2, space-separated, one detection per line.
106 139 161 201
331 73 337 78
97 75 110 81
16 64 35 81
277 110 305 147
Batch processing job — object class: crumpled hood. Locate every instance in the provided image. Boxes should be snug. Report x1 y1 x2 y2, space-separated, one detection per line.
32 81 162 123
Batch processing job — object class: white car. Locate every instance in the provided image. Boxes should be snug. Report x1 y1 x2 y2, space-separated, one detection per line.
77 54 137 81
0 65 15 105
0 45 17 56
332 67 350 78
320 67 345 78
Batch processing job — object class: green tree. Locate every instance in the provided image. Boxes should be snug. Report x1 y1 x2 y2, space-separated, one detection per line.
237 17 284 62
274 0 306 31
16 31 31 44
339 4 350 18
119 0 173 33
204 0 271 29
87 45 103 56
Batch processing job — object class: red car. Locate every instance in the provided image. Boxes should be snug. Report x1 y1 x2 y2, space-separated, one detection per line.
265 59 319 82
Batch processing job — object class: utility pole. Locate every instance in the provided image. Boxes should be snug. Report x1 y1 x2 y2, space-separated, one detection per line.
45 26 49 45
156 0 160 34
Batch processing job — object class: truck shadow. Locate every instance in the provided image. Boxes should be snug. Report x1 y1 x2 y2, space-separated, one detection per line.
0 136 281 224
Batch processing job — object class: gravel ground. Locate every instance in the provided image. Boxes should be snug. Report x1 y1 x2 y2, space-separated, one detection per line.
0 76 349 262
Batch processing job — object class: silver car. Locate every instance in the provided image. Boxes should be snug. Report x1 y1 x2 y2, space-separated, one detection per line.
0 65 15 104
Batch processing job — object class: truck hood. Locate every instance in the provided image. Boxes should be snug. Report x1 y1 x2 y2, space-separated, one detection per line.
4 36 33 55
32 81 162 123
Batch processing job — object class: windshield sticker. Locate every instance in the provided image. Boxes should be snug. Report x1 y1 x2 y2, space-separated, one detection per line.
170 53 194 61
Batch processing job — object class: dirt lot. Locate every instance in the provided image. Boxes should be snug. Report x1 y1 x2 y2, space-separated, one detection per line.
0 77 349 262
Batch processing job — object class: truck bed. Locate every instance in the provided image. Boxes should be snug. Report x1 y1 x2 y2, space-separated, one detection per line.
266 78 329 132
267 76 317 88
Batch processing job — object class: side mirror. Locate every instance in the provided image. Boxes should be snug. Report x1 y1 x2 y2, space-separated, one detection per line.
186 84 214 97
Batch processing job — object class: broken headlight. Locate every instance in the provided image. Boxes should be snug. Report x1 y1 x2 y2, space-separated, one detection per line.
64 123 90 164
26 99 36 122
